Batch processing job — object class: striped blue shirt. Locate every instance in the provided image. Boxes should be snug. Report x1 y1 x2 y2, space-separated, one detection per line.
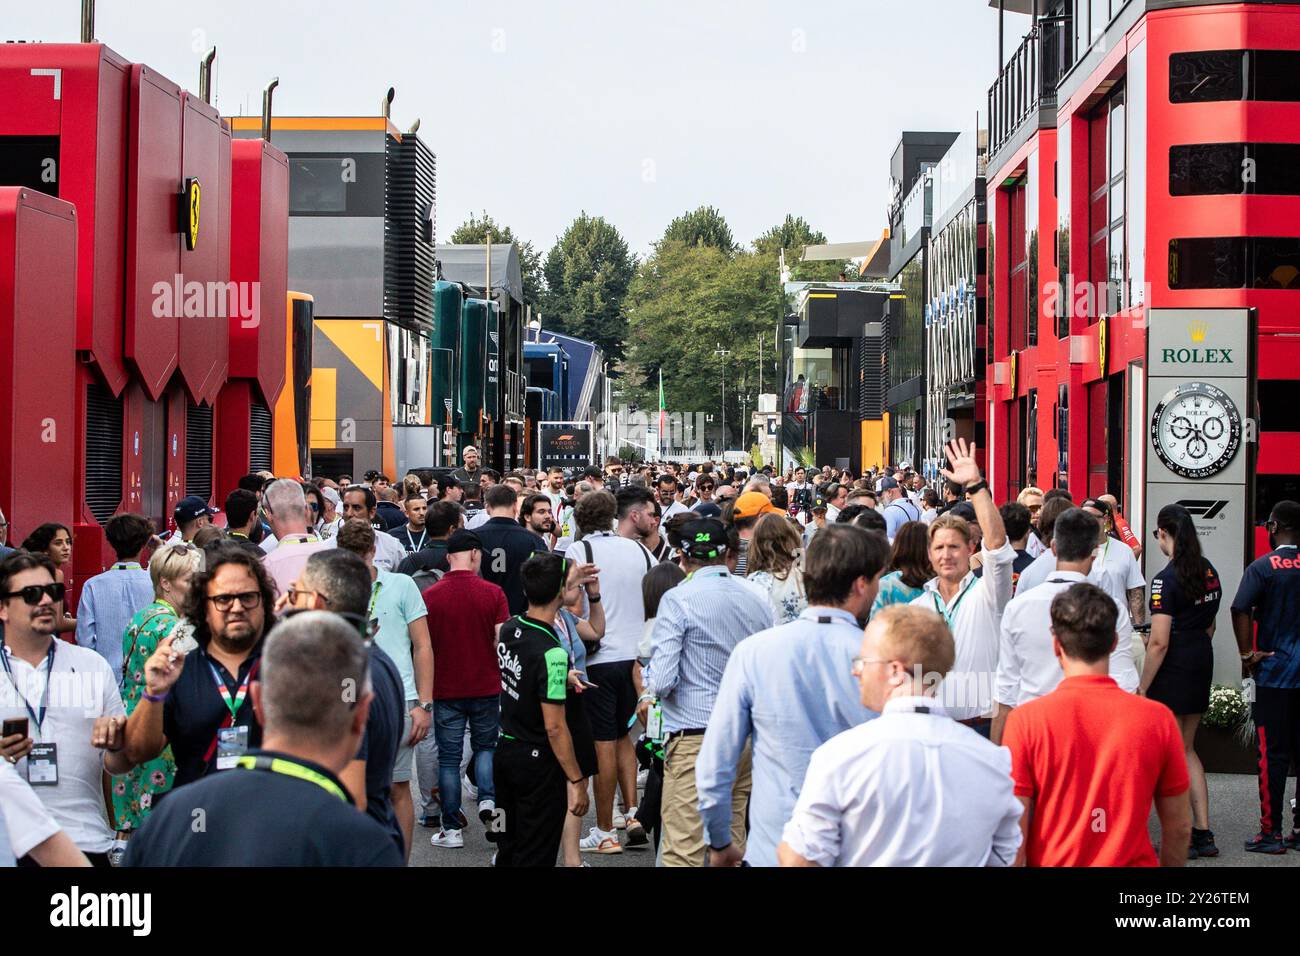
75 563 154 679
644 566 775 733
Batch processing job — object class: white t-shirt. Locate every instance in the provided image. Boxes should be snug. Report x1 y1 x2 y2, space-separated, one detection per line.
567 531 656 665
995 570 1139 707
0 641 125 853
781 696 1022 866
660 500 691 527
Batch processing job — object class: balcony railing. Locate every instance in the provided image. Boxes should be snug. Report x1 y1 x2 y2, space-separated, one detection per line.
987 17 1071 159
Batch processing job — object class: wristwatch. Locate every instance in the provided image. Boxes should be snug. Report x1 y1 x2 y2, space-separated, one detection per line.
965 479 989 495
1240 651 1254 661
418 701 434 712
586 592 601 603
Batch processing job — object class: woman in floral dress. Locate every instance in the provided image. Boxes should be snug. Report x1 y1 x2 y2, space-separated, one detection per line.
112 542 203 833
745 513 808 625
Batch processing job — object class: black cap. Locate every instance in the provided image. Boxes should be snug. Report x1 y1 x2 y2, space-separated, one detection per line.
446 530 482 554
1080 498 1112 516
949 501 978 523
679 518 728 559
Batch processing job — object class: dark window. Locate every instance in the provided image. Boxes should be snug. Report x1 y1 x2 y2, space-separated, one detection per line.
1259 474 1300 527
1170 49 1300 104
288 153 386 216
0 137 61 196
1088 86 1125 316
1168 237 1300 290
1258 380 1300 432
1170 50 1246 103
1168 237 1246 289
1171 143 1300 196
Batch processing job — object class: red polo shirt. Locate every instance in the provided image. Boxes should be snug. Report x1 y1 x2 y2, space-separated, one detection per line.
1003 674 1189 867
423 570 510 699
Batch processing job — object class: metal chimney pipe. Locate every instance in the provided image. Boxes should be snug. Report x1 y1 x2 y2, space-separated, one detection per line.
81 0 95 43
382 87 395 120
199 47 217 104
261 77 279 142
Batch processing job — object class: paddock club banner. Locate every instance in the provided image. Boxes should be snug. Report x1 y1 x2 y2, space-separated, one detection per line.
1144 308 1255 686
538 421 595 470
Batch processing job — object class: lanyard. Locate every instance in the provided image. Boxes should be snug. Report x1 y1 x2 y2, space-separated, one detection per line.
368 579 383 618
931 578 976 629
112 562 142 571
207 657 253 723
0 640 55 734
408 529 427 552
280 534 319 547
234 755 348 802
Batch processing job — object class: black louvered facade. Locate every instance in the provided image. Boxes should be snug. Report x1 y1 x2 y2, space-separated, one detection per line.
859 331 886 419
249 402 273 473
186 403 213 500
384 133 437 330
84 382 123 525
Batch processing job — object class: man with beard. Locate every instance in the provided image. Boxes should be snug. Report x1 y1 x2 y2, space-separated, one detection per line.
520 494 557 550
124 546 276 793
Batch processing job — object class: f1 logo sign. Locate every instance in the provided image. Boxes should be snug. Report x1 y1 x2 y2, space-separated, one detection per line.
1176 499 1229 520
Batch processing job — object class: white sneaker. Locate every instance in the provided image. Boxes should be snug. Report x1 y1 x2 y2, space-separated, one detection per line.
579 827 623 854
613 810 627 830
430 828 464 849
461 774 479 803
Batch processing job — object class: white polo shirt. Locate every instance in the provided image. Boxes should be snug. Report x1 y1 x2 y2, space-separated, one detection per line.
1014 537 1144 608
0 640 125 854
995 570 1139 708
781 696 1023 866
910 539 1016 720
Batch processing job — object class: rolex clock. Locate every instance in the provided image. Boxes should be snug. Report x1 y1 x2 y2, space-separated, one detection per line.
1150 382 1242 480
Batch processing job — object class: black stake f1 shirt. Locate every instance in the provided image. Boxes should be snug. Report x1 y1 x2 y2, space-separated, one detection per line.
497 614 568 748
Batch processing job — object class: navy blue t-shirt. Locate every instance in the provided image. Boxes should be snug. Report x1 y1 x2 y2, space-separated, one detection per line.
1232 545 1300 689
124 750 403 867
360 643 405 852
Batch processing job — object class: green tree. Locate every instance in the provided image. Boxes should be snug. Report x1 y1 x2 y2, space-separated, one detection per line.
541 212 636 361
449 211 545 306
661 205 737 253
753 214 847 282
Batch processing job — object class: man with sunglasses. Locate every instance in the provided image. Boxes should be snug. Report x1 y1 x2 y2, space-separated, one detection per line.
123 546 274 795
0 552 132 865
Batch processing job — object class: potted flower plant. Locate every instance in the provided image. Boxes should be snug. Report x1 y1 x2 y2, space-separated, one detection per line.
1194 684 1255 775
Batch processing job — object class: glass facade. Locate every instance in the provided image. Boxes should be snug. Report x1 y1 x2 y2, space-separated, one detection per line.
890 252 926 392
792 348 852 410
1027 148 1039 346
926 199 980 468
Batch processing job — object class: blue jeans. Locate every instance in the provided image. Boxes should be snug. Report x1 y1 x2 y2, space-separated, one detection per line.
434 696 499 830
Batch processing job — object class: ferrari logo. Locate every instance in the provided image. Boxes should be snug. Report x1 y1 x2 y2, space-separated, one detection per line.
183 177 201 251
1009 351 1018 396
1098 315 1108 377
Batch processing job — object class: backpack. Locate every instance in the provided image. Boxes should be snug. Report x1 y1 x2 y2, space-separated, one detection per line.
411 567 444 593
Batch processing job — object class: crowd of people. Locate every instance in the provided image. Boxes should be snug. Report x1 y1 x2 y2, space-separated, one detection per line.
1 437 1298 867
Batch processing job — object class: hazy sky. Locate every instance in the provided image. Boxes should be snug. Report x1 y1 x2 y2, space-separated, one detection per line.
12 1 1032 256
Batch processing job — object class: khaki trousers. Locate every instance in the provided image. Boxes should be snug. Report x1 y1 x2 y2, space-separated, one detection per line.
659 733 751 867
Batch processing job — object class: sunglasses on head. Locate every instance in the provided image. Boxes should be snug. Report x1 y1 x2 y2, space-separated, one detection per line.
3 583 66 605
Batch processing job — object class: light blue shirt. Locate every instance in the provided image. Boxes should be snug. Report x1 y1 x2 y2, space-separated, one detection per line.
556 609 589 676
882 497 921 540
644 566 775 733
370 570 428 702
74 563 154 678
695 606 876 866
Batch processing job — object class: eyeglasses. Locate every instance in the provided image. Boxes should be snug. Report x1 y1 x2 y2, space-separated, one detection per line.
850 656 891 675
286 586 322 605
2 583 65 605
208 591 262 611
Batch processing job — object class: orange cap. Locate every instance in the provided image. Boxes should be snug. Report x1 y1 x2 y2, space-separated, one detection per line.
733 491 777 520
